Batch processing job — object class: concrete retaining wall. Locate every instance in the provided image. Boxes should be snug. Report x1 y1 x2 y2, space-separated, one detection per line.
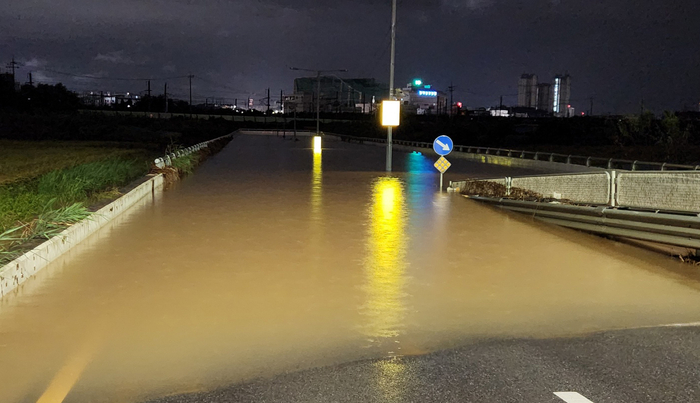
511 172 611 204
616 172 700 212
463 170 700 213
0 174 164 298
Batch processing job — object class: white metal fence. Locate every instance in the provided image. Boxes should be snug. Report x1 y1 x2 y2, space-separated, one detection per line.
153 132 237 168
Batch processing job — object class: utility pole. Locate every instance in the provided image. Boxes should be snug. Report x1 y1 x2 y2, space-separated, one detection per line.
589 97 594 116
164 83 168 113
448 82 455 117
6 56 19 85
27 72 33 86
146 80 152 113
386 0 397 172
188 74 194 117
267 87 271 113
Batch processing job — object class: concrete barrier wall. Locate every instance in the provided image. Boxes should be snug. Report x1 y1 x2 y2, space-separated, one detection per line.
616 172 700 212
0 174 164 298
364 141 600 174
511 172 611 204
449 152 600 173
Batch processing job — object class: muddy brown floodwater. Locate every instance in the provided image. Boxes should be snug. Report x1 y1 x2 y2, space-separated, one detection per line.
2 135 700 403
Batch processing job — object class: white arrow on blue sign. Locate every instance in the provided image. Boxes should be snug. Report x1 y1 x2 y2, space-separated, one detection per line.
433 135 454 156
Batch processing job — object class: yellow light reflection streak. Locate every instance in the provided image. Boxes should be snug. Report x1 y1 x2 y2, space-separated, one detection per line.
361 177 408 339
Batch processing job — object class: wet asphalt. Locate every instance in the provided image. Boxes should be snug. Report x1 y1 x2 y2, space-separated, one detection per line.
142 325 700 403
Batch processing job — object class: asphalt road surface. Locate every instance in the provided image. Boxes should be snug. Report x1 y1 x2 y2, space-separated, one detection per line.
143 325 700 403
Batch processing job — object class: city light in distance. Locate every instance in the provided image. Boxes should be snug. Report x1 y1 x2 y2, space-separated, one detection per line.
418 90 437 97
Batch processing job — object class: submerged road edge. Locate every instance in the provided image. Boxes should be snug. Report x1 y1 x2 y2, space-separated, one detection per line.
0 174 165 299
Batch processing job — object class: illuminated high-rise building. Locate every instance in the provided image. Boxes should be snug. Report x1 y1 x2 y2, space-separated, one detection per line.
517 74 538 108
552 74 571 116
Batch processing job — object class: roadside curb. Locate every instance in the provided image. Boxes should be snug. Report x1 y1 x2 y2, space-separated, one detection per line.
0 174 164 298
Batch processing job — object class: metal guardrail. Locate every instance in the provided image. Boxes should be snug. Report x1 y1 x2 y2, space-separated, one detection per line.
154 131 237 168
329 133 700 172
470 196 700 251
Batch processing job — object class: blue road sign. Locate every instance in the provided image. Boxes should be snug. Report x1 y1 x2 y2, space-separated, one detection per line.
433 135 453 156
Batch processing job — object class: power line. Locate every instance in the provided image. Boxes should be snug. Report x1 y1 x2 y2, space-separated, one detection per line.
38 68 190 82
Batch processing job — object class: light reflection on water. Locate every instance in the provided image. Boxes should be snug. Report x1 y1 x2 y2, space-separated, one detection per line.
360 177 408 342
1 136 700 402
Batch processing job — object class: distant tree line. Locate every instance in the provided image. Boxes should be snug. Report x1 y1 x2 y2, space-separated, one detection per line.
0 81 81 112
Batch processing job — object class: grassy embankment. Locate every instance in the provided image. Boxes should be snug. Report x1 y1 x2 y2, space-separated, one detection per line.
0 140 154 264
0 113 237 266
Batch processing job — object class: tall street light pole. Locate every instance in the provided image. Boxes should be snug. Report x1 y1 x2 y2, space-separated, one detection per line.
386 0 397 172
290 67 347 135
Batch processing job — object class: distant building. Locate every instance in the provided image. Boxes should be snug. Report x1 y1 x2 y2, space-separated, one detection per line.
396 79 447 115
517 74 538 108
536 83 552 112
292 77 387 114
489 106 510 117
79 91 140 107
552 74 571 116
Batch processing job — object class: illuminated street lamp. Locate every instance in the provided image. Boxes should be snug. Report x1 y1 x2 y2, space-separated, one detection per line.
290 67 347 135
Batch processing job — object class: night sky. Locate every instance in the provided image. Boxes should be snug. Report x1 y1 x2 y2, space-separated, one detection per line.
2 0 698 114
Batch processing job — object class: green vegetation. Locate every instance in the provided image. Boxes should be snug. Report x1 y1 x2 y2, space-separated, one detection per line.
0 110 236 266
0 158 149 265
0 201 91 264
0 139 151 185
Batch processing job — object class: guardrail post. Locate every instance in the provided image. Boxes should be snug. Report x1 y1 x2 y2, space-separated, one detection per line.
586 156 591 167
661 162 666 171
507 150 512 157
534 152 538 160
609 170 617 207
520 151 525 158
549 153 554 162
566 155 571 164
632 160 637 171
607 158 613 169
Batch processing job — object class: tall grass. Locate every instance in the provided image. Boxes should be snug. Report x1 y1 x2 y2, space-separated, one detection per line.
0 158 148 266
0 158 148 231
0 200 91 265
38 159 148 204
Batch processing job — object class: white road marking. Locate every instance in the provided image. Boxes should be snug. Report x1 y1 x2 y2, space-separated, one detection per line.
554 392 595 403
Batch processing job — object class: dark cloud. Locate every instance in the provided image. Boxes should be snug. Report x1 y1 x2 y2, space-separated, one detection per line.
1 0 698 112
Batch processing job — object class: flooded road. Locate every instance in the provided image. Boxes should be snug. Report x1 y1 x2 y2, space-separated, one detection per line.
2 135 700 403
